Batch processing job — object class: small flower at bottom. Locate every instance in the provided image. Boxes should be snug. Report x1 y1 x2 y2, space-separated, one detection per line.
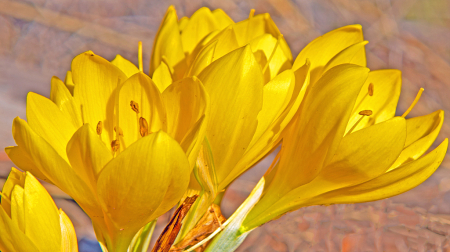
0 168 78 252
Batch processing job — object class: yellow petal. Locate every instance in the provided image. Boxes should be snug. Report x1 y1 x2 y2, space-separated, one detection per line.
345 69 401 134
22 172 61 251
322 41 368 74
162 77 209 169
181 7 222 55
0 207 39 252
0 168 24 217
178 16 189 31
320 117 406 188
198 45 264 184
5 146 48 183
389 110 444 170
150 6 186 79
152 61 173 92
118 72 167 149
310 139 448 205
212 9 234 28
59 209 78 252
72 51 127 148
250 34 293 82
66 124 113 190
233 13 281 46
111 54 140 78
187 26 240 76
11 117 101 218
273 64 369 190
220 61 310 190
96 131 190 231
10 185 25 232
50 76 83 128
26 92 77 161
64 71 74 96
292 25 364 84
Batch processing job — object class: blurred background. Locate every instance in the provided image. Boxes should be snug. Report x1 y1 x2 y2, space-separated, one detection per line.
0 0 449 251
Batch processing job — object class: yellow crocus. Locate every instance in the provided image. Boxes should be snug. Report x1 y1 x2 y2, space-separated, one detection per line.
5 49 207 251
0 168 78 252
241 63 448 230
150 6 293 84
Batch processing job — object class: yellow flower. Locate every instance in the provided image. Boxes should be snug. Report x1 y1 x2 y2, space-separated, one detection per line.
241 63 448 230
0 168 78 252
5 48 207 251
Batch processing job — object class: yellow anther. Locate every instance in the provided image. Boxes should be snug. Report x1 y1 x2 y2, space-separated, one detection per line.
130 100 139 113
138 41 143 72
368 83 374 96
111 140 120 152
139 117 149 137
114 126 123 137
359 110 373 116
96 121 102 135
402 88 424 118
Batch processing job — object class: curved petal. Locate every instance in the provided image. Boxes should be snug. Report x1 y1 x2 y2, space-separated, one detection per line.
59 209 78 252
26 92 77 161
96 131 190 231
11 117 101 218
292 25 364 84
322 41 368 73
181 7 222 55
118 72 167 150
5 146 48 182
345 69 402 134
50 76 82 128
22 172 61 251
150 6 186 79
66 124 113 190
212 9 234 27
162 77 209 169
111 55 140 78
152 61 172 92
64 71 74 96
271 64 370 191
320 117 406 187
250 34 293 82
72 51 128 148
309 138 448 205
198 45 264 184
389 110 444 170
0 207 39 252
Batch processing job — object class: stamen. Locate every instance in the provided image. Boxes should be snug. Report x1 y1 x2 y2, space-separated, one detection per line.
249 9 255 19
138 41 143 72
114 126 123 137
130 101 139 113
402 88 424 118
96 121 102 135
359 110 373 116
348 110 373 134
368 83 374 96
262 35 283 73
139 117 149 137
111 140 120 152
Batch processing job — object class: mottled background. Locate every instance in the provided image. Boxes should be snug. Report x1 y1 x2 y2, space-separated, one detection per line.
0 0 449 251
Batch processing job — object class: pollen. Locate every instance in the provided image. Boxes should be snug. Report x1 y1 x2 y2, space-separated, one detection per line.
96 121 102 135
111 140 120 152
139 117 149 137
130 101 139 113
114 126 124 137
359 110 373 116
368 83 374 96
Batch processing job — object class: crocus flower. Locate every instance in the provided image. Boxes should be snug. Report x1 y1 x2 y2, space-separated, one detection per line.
241 63 447 230
0 168 78 252
5 49 207 251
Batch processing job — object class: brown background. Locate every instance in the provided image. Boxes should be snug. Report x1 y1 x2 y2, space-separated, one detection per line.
0 0 449 251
